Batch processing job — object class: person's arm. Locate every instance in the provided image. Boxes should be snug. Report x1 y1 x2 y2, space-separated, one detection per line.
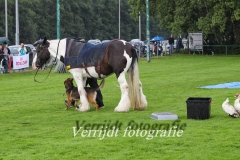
18 47 21 56
7 48 10 55
4 48 10 58
3 50 9 56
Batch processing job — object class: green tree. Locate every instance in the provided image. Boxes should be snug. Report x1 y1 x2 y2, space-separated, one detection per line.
128 0 240 44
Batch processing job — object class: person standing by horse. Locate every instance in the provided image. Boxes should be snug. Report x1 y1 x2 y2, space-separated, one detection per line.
2 42 10 73
18 42 27 72
168 34 174 54
86 78 105 108
75 37 105 108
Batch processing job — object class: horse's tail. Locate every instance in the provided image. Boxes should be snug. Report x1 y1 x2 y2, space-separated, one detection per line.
95 79 105 91
128 48 145 110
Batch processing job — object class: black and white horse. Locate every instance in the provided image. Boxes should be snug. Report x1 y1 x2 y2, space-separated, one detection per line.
32 37 147 112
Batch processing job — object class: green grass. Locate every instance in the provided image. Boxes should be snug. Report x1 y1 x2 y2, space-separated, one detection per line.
1 54 240 159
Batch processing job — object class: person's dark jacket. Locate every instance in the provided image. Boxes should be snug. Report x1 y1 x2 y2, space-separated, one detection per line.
206 41 212 50
177 38 183 48
168 37 174 45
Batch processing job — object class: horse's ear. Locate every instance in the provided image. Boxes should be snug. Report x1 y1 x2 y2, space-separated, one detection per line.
43 37 47 44
60 56 64 63
70 78 73 82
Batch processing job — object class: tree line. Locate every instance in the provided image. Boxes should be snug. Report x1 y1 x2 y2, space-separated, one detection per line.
128 0 240 45
0 0 166 45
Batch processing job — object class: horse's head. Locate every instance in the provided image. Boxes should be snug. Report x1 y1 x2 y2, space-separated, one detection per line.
33 37 51 69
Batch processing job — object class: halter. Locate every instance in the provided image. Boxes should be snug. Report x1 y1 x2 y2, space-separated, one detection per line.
34 39 61 83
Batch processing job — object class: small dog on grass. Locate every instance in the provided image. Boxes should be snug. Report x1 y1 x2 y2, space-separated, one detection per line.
64 78 104 111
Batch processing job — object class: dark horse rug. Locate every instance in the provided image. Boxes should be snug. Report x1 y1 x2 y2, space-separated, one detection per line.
64 38 112 70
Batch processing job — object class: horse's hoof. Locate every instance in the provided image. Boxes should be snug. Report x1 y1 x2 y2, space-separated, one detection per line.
77 108 89 112
114 106 129 112
77 105 90 112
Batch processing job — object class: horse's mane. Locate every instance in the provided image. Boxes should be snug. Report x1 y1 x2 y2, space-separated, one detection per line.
75 37 86 43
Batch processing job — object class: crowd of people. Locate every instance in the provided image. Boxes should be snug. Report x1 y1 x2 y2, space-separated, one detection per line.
142 34 186 56
167 34 218 55
168 34 185 54
168 35 231 55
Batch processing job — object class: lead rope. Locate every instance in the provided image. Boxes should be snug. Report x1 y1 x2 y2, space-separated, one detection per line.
34 39 61 83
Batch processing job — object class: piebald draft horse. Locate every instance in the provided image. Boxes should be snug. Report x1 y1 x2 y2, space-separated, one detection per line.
32 37 147 112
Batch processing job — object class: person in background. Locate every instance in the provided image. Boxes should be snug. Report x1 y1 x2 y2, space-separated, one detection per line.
206 39 213 55
0 44 3 55
176 35 182 53
223 37 228 45
2 42 10 73
0 44 5 73
185 36 190 54
168 34 174 54
0 44 4 65
18 42 27 72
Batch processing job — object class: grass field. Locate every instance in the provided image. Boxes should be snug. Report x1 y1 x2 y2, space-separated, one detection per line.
1 54 240 160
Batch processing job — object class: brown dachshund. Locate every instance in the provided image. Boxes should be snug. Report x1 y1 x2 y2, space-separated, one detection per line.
64 78 104 111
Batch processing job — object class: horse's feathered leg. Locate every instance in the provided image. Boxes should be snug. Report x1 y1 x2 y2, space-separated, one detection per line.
113 41 147 112
113 48 132 112
114 72 131 112
69 68 90 112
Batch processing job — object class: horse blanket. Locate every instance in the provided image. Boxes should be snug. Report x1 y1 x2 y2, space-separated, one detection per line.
64 38 112 70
